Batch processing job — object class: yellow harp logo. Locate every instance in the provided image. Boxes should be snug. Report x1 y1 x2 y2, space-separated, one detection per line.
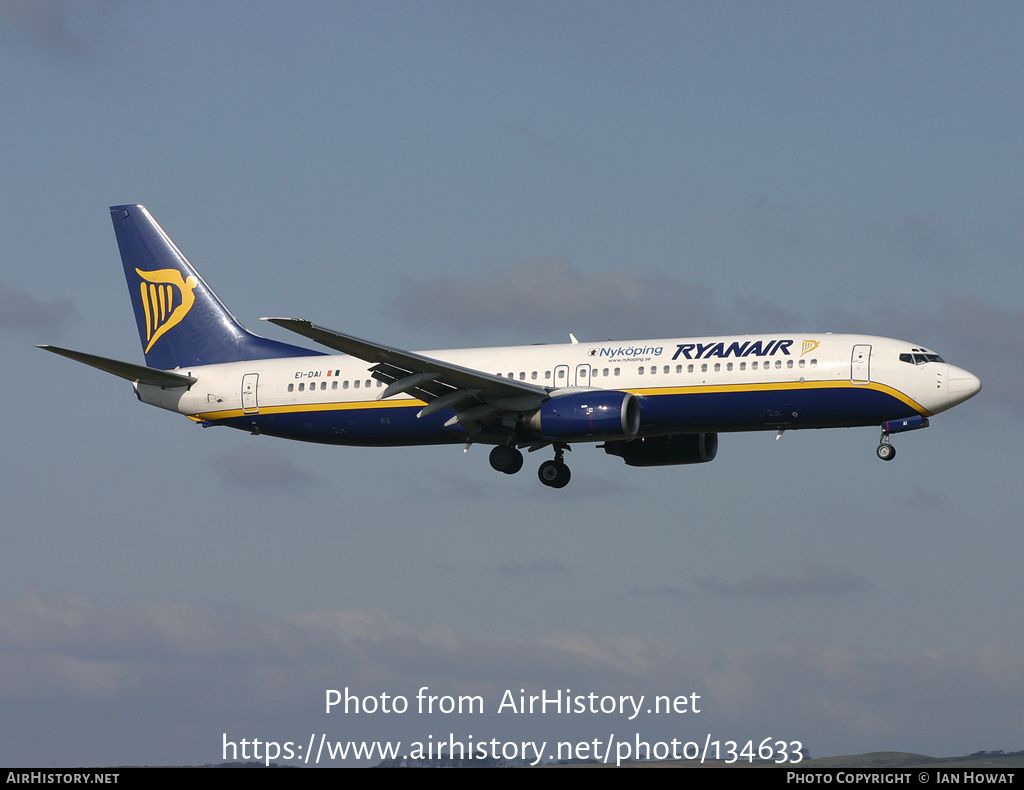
136 268 198 352
800 339 820 356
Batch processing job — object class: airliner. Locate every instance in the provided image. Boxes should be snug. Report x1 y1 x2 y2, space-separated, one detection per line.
39 205 982 488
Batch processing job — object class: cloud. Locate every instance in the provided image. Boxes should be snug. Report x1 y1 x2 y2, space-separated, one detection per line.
0 280 75 335
211 447 319 493
876 297 1024 412
695 564 872 598
3 592 1024 764
495 560 571 579
387 258 729 342
626 584 689 599
891 483 945 509
388 264 1018 414
0 0 122 58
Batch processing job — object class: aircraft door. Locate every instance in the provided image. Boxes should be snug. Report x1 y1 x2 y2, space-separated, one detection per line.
242 373 259 413
851 345 872 384
574 364 591 387
553 365 569 388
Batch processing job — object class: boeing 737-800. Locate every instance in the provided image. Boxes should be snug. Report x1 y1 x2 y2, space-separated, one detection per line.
39 205 982 488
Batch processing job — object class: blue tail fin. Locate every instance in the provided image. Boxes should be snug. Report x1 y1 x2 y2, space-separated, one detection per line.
110 205 319 369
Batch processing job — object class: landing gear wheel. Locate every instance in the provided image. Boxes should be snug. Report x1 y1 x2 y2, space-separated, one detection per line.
538 460 571 488
489 445 524 475
876 443 896 461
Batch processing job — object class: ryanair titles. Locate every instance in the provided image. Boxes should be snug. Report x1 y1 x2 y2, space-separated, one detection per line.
672 339 794 361
590 339 802 363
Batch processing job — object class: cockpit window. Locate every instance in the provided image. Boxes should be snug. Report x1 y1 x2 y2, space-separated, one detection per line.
900 352 945 365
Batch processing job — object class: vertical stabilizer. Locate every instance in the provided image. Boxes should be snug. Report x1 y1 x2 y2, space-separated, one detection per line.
110 205 318 369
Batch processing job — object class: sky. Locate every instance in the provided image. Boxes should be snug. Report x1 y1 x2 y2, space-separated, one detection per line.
1 0 1022 767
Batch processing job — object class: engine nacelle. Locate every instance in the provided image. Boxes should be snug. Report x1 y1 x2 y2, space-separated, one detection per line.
525 391 641 441
603 433 719 467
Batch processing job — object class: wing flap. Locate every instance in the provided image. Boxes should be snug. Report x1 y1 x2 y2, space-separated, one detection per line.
262 318 549 431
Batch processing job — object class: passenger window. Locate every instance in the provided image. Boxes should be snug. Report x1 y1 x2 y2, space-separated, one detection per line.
343 381 349 389
739 362 746 371
354 380 360 389
687 364 694 373
288 383 294 392
726 362 733 371
775 360 782 369
639 366 645 375
786 360 794 369
531 371 538 380
701 363 708 373
614 368 620 376
810 359 818 367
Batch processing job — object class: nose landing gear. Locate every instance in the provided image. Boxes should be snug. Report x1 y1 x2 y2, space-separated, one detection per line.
875 415 929 461
876 438 896 461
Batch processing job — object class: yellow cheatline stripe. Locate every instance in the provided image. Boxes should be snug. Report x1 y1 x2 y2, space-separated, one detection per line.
187 397 427 422
187 380 931 422
624 379 931 416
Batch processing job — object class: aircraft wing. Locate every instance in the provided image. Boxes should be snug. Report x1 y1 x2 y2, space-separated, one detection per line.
263 318 549 431
37 345 197 387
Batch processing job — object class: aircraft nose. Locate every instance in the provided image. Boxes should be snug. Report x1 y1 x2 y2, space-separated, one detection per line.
947 366 982 406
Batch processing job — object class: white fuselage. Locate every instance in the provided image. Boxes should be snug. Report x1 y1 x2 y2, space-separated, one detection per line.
136 332 980 448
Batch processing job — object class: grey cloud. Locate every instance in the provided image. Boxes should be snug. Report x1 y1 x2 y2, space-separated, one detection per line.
1 0 122 58
3 593 1024 763
876 298 1024 412
388 263 1016 413
495 559 571 579
388 258 725 342
891 483 945 508
211 447 319 493
626 585 689 599
695 564 872 598
0 281 75 335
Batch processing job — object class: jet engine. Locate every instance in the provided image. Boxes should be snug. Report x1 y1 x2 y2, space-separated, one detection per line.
602 433 719 466
524 391 641 441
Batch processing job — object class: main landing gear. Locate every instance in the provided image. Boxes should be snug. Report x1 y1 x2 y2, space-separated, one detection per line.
537 446 571 489
488 444 524 475
488 443 571 488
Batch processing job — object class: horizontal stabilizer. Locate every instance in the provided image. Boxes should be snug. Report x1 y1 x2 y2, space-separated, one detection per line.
37 345 197 388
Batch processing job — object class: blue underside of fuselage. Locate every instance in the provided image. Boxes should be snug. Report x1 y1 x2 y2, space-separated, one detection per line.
211 386 920 446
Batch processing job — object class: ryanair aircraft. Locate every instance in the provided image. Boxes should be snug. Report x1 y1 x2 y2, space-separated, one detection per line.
40 205 982 488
